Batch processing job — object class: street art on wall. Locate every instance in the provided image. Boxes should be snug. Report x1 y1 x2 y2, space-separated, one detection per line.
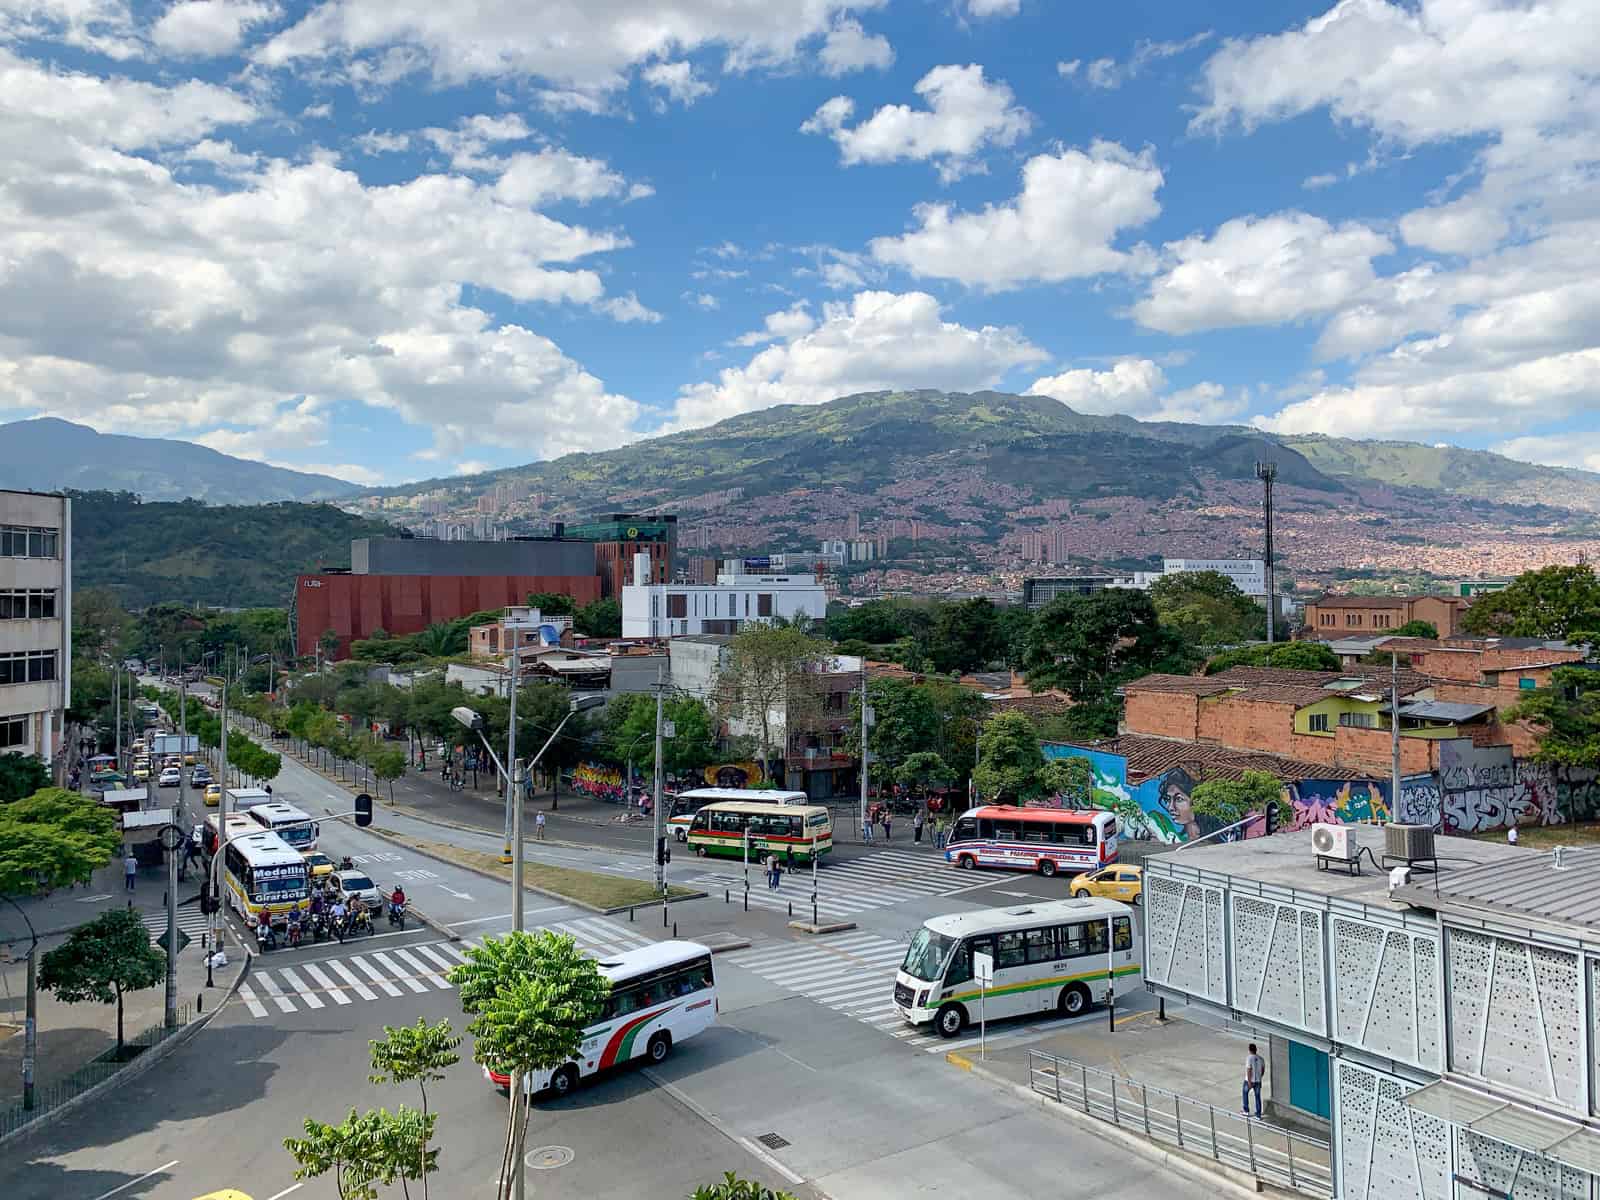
571 760 624 802
1290 780 1392 830
1396 775 1443 828
1438 760 1600 835
1438 740 1515 793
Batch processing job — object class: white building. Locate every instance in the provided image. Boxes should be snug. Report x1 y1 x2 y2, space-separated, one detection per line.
623 552 827 639
1 491 70 768
1161 558 1267 597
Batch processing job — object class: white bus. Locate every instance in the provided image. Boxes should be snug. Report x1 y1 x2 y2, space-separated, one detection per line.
893 899 1138 1038
944 805 1120 877
221 829 310 931
225 786 273 814
667 787 812 841
486 940 717 1099
247 801 319 851
203 811 257 857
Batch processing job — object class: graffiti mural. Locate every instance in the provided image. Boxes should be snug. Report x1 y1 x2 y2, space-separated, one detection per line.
1041 743 1186 842
1439 740 1514 793
571 761 624 802
703 762 766 788
1396 775 1443 828
1290 780 1393 830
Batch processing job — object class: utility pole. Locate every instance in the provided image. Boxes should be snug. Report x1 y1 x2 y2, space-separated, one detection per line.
165 675 184 1029
506 641 522 932
114 665 121 771
859 668 872 841
1257 461 1278 644
1391 651 1403 815
653 665 666 895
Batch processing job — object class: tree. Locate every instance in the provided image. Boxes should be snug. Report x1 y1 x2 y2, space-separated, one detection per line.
691 1174 798 1200
1189 771 1289 836
369 1019 461 1200
0 788 122 894
1508 668 1600 823
285 1106 437 1200
1039 755 1094 808
1032 699 1121 743
0 752 51 803
716 626 831 779
925 598 1004 676
1023 590 1197 700
996 605 1035 669
895 751 953 797
38 908 166 1057
575 597 622 638
1204 641 1341 675
1149 571 1266 647
73 586 131 660
319 628 341 662
1393 620 1438 639
373 749 407 804
1461 565 1600 641
526 591 577 617
411 622 464 659
973 711 1045 804
448 930 609 1200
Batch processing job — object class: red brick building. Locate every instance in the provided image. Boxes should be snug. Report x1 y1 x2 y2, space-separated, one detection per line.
1303 594 1470 638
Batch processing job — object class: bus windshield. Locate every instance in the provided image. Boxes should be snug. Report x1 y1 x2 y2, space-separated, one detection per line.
902 928 957 982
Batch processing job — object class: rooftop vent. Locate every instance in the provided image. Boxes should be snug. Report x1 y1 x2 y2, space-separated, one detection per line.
1385 824 1436 864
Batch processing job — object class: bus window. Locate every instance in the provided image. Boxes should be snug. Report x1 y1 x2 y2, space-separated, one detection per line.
945 936 993 985
991 819 1019 842
953 817 978 842
1083 919 1109 955
1080 825 1098 847
1019 823 1052 845
974 817 993 840
1114 916 1132 952
690 811 709 832
996 931 1027 970
1025 928 1058 964
787 816 804 837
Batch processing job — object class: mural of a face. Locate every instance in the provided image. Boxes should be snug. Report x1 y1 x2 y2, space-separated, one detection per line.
1160 776 1201 841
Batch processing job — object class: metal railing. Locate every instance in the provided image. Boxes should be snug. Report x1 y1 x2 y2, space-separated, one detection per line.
1028 1050 1334 1198
0 1002 193 1140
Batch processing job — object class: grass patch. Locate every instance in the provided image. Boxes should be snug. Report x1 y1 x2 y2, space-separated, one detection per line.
1471 822 1600 849
395 836 696 910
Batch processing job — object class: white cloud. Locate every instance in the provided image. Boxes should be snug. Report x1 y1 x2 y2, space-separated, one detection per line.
598 292 662 324
1068 32 1212 91
256 0 887 95
669 289 1046 431
492 148 632 207
732 302 816 347
0 49 642 461
1132 212 1392 334
1398 197 1509 257
0 0 142 59
869 141 1163 289
686 292 720 310
1494 433 1600 473
802 63 1030 181
151 1 279 58
641 59 713 107
1028 358 1241 424
354 129 409 154
293 461 385 485
454 459 492 476
818 17 892 76
301 101 332 119
963 0 1019 16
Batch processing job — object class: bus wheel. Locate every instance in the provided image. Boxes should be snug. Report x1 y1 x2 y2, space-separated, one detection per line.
956 855 976 870
1037 859 1057 878
935 1003 967 1038
647 1032 672 1064
1058 984 1091 1018
675 829 687 842
550 1065 579 1098
694 845 708 857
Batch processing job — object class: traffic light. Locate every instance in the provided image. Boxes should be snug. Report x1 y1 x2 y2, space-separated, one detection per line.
1264 802 1280 837
354 793 373 828
656 837 670 867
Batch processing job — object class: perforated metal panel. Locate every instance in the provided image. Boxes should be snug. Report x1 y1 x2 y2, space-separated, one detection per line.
1335 1060 1450 1200
1332 917 1443 1071
1448 928 1585 1110
1143 874 1227 1003
1231 895 1326 1035
1456 1130 1592 1200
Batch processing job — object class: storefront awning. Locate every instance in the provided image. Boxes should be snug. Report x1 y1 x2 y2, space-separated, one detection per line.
1404 1079 1600 1175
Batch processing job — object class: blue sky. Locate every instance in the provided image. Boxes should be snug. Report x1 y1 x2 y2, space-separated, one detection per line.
0 0 1596 485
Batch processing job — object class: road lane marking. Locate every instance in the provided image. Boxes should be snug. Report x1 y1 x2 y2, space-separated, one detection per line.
265 1185 305 1200
255 972 298 1013
390 946 451 989
275 966 324 1009
350 955 404 996
301 961 351 1004
411 944 459 974
327 958 378 1000
88 1159 180 1200
371 950 430 993
235 983 269 1018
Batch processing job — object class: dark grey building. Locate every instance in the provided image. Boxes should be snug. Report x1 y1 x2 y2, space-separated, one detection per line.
1022 574 1139 609
351 537 595 577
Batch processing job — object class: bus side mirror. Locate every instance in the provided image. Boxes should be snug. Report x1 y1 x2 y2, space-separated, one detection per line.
354 794 373 828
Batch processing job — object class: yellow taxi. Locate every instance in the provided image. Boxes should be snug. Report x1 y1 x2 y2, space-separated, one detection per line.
131 759 151 781
301 850 336 885
204 783 223 807
184 751 199 766
1071 864 1143 905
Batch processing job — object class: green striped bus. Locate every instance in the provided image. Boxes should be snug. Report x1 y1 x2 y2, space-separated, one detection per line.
686 801 834 864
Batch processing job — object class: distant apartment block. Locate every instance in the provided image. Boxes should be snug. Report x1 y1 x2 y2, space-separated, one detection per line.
1303 593 1471 638
623 563 827 639
1161 557 1266 597
1 490 70 768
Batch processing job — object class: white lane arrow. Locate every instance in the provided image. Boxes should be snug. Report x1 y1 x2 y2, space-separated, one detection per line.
440 886 474 901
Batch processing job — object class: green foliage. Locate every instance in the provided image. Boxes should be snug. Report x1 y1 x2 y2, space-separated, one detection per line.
1023 590 1198 700
66 490 394 609
1204 641 1341 674
1461 564 1600 640
925 598 1005 675
601 692 717 777
1508 670 1600 796
1189 772 1289 831
575 597 622 638
526 591 577 616
974 711 1046 804
73 586 132 659
1032 699 1122 743
690 1173 798 1200
372 749 407 801
845 677 986 793
1392 620 1439 639
1039 756 1095 808
0 787 122 894
38 908 166 1054
1149 571 1266 647
0 752 52 803
284 1106 438 1200
822 598 933 645
369 1018 460 1200
716 625 832 769
895 750 954 794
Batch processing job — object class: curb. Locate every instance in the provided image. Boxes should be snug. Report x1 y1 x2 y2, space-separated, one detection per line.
943 1053 1272 1199
0 939 251 1152
787 920 858 935
406 904 459 942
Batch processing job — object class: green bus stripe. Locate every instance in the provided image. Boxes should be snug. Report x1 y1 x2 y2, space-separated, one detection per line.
943 964 1141 1005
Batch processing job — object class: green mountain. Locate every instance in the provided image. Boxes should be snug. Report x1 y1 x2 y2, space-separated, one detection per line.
69 491 396 609
0 417 359 504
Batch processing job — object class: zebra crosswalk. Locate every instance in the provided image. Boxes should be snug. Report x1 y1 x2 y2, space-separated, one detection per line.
233 916 656 1020
141 906 213 940
686 848 974 919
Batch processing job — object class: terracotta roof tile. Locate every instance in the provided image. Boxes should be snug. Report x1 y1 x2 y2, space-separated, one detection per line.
1058 733 1381 785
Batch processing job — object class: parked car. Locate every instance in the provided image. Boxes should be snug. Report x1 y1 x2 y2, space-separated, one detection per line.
204 783 223 807
190 765 213 786
158 766 182 788
131 760 151 781
331 869 382 908
1070 864 1143 905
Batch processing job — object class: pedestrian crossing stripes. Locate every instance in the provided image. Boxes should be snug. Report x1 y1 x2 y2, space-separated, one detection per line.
687 848 973 919
141 907 212 940
233 916 654 1019
724 931 1074 1055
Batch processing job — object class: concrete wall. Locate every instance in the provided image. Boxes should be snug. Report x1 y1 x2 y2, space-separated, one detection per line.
353 537 595 577
0 490 69 763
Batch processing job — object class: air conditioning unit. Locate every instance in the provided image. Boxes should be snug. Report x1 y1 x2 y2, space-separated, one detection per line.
1311 823 1352 861
1385 823 1436 863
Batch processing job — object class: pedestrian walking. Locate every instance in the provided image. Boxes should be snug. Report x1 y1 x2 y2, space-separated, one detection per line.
862 815 873 843
1242 1043 1266 1118
535 810 547 841
934 816 947 850
1507 825 1519 846
767 856 782 891
913 809 925 844
882 811 892 840
124 852 137 891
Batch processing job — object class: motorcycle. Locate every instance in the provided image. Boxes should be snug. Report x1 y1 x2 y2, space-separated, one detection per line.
388 898 407 929
286 918 303 949
350 907 373 937
332 912 349 943
309 911 330 943
257 918 277 951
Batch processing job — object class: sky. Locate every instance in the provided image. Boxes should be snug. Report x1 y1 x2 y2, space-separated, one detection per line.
0 0 1597 487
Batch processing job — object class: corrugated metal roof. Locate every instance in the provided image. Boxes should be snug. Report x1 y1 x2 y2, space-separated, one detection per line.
1399 849 1600 936
1394 700 1496 721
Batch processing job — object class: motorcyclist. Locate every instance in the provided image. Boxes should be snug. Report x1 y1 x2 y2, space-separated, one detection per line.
340 855 354 871
349 894 369 932
310 890 324 916
257 912 275 947
330 897 348 937
389 886 406 925
286 908 302 945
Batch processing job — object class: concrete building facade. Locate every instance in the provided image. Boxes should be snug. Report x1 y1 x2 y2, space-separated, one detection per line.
1 490 70 767
351 535 596 577
1304 594 1471 638
622 572 827 639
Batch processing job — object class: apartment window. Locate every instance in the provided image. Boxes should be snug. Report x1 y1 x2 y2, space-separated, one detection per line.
1339 712 1377 729
1308 713 1331 733
1346 613 1363 627
1319 613 1335 627
1373 615 1391 629
0 715 26 748
758 593 773 617
0 650 57 685
0 526 59 558
666 593 688 619
0 589 57 619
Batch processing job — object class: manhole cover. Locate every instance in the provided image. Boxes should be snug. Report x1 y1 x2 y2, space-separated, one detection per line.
755 1132 790 1150
526 1145 575 1170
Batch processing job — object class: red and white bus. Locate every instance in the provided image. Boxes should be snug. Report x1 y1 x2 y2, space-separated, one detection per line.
943 806 1119 877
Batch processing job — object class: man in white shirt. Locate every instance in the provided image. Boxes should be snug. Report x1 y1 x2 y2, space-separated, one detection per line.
1242 1043 1266 1118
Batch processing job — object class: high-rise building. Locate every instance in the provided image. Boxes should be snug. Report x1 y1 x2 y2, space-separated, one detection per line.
1 490 70 769
564 514 678 599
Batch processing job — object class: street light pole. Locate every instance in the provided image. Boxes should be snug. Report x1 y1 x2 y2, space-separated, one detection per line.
653 665 665 895
506 646 521 929
165 676 186 1029
859 668 870 842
